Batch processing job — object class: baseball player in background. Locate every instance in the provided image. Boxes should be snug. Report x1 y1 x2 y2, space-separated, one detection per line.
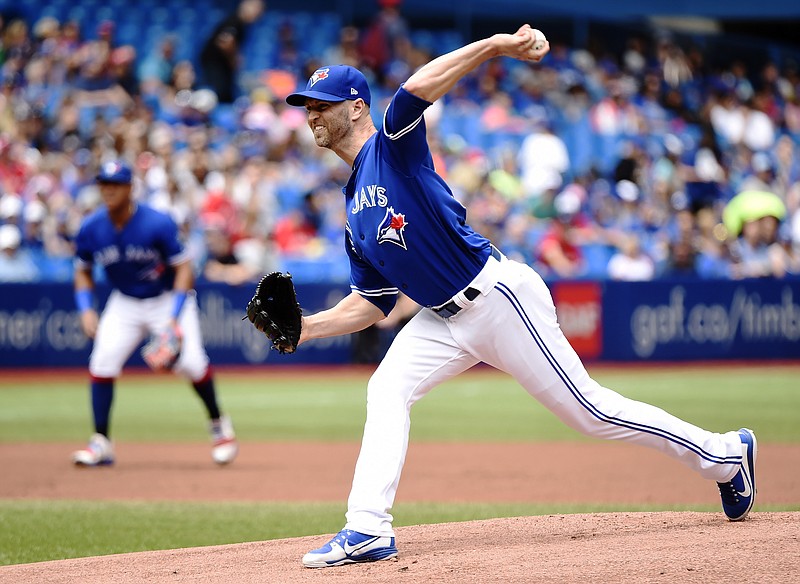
284 25 756 568
71 161 238 467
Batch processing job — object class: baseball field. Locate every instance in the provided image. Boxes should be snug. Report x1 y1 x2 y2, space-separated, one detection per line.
0 363 798 583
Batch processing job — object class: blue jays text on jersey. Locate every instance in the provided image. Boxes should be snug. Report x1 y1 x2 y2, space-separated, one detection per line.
351 184 389 214
75 204 190 298
344 87 493 314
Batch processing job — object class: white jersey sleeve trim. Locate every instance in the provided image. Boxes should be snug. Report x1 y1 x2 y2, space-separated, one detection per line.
74 257 92 271
168 249 192 266
351 285 400 297
382 108 424 141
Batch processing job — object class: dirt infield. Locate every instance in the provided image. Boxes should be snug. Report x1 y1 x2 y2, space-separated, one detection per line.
2 513 797 583
2 441 799 505
1 441 798 582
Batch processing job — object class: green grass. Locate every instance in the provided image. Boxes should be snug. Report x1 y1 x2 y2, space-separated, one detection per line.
0 365 798 443
9 499 796 566
0 364 798 565
3 498 798 565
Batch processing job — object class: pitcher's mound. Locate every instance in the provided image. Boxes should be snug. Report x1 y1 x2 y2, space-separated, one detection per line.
2 512 796 583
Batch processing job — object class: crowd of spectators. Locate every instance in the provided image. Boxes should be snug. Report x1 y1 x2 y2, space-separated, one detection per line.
0 0 799 287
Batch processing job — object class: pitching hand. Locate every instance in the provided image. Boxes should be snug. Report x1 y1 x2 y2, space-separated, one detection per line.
498 24 549 63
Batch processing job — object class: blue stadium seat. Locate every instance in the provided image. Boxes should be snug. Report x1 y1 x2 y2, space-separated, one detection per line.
36 255 74 283
562 115 594 176
78 105 98 137
176 7 198 27
289 11 313 33
434 31 464 55
279 255 350 284
581 243 615 279
93 5 115 24
149 6 172 27
66 6 86 27
411 30 436 54
44 1 70 22
210 104 239 133
116 23 140 46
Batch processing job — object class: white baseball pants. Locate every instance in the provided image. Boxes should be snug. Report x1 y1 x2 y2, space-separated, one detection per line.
345 256 744 537
89 290 209 380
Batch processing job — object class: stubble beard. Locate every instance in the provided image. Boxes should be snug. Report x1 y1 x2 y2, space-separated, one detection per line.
312 107 351 150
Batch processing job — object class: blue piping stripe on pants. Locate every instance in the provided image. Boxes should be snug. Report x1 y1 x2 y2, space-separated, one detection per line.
494 282 742 466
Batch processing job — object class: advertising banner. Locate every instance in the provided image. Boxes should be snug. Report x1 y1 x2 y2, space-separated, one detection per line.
2 279 798 367
551 281 603 360
0 282 352 367
600 279 800 360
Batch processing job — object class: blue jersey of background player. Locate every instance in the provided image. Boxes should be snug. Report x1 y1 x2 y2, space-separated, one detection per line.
282 24 756 571
71 161 238 467
75 197 185 298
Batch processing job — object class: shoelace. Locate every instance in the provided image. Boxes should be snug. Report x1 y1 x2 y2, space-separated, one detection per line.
332 530 353 546
717 481 740 506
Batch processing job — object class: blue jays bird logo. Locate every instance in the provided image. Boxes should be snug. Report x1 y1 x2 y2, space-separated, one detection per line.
103 161 122 175
309 68 329 87
377 207 408 249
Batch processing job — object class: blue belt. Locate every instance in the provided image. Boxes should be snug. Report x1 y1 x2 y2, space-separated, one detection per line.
432 245 502 318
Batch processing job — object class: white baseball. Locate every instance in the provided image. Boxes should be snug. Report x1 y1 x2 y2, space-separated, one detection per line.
532 29 547 51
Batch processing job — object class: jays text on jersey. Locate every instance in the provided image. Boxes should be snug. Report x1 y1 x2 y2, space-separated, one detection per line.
75 204 190 298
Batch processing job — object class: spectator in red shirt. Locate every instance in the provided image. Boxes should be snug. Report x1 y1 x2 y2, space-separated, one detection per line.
536 188 594 279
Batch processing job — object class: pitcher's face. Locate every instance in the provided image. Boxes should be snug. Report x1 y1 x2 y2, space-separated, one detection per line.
305 99 352 149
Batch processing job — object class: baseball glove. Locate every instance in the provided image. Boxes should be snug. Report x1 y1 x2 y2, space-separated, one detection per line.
243 272 302 354
141 326 182 371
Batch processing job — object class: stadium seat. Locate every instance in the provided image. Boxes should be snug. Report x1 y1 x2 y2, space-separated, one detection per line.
411 30 436 54
581 243 615 279
279 255 350 284
66 6 86 27
93 6 115 24
210 104 240 133
116 24 140 46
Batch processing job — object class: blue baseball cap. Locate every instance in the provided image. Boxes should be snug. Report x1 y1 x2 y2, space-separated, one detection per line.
286 65 371 107
96 161 133 185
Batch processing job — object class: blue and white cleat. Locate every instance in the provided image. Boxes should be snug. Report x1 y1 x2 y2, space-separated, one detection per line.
717 428 757 521
302 528 398 568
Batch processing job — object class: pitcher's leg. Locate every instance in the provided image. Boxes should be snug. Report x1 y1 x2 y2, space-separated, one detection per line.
454 262 742 482
345 309 479 536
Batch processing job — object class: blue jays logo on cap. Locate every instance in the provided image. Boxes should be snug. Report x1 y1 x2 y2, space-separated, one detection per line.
377 207 408 250
309 68 330 86
286 65 371 107
96 161 133 184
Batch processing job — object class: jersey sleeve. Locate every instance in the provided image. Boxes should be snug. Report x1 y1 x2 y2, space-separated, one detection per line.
73 222 94 271
380 86 433 174
158 213 191 266
344 227 398 316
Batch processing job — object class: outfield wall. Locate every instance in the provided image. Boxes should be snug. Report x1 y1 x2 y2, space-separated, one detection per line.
0 279 798 368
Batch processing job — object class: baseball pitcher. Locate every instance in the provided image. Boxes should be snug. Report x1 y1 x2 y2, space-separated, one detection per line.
254 24 755 568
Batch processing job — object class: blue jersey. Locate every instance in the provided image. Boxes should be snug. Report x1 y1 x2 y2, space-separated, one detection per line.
75 203 189 298
345 87 492 314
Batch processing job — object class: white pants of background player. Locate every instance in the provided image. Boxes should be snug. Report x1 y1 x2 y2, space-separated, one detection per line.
346 255 744 537
89 290 209 380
